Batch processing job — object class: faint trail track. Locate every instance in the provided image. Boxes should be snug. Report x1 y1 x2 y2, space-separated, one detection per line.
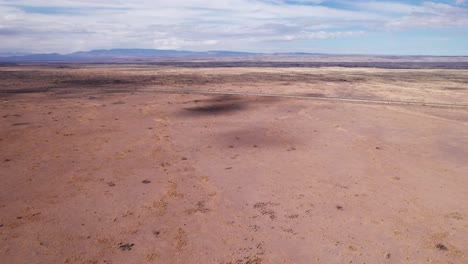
140 88 468 109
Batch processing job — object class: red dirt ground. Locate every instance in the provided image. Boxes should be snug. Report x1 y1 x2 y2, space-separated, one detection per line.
1 66 467 264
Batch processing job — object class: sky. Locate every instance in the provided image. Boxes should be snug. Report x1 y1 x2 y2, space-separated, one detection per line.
0 0 467 55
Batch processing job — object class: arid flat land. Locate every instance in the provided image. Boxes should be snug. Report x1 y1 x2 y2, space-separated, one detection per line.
1 65 467 264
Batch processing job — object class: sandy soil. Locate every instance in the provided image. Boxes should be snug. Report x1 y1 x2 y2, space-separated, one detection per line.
1 65 467 264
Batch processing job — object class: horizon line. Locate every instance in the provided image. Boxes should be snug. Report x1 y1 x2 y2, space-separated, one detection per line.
1 48 468 57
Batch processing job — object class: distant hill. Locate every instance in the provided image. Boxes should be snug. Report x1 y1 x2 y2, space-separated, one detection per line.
1 49 468 68
0 52 31 57
0 49 259 62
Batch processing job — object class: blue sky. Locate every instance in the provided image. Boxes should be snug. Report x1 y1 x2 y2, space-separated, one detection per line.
0 0 467 55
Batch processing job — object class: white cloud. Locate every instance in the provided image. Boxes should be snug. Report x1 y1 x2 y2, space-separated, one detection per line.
385 1 468 29
263 30 365 41
0 0 467 53
153 38 219 50
350 1 427 14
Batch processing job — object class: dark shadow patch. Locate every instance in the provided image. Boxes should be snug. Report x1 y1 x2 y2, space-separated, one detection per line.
180 95 281 117
198 95 243 103
183 95 247 115
12 122 30 126
0 88 50 94
302 93 326 98
185 103 245 114
443 87 466 91
59 79 131 86
55 65 75 69
217 127 297 148
182 95 243 105
321 77 351 82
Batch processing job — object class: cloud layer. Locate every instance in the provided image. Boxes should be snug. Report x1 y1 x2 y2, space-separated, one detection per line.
0 0 467 54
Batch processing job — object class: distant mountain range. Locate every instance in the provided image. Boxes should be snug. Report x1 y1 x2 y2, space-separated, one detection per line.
1 49 466 65
0 52 32 57
0 49 265 62
0 49 333 62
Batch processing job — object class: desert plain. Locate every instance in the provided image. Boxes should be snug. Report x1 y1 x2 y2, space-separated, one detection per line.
0 63 467 263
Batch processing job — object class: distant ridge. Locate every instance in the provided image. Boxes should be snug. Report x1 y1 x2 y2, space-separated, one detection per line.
0 49 259 62
1 49 468 69
0 49 339 62
0 52 31 57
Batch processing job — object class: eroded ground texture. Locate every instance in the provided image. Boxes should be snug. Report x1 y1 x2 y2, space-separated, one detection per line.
1 65 467 264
